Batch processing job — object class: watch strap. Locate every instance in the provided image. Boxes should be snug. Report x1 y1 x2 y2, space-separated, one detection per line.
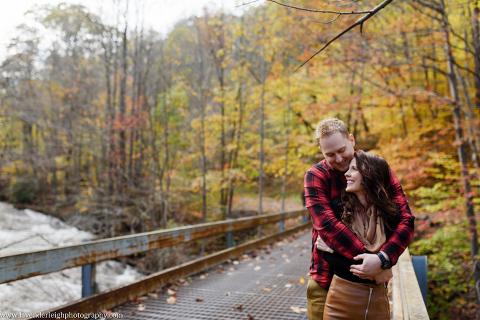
377 252 391 270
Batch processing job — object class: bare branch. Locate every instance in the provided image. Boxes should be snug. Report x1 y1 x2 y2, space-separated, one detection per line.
235 0 261 8
309 14 342 25
289 0 394 72
266 0 372 15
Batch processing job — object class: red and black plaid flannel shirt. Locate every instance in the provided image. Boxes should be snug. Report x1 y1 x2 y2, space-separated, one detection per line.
304 159 415 289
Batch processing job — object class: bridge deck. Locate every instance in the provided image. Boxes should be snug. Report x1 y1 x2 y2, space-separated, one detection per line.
114 231 311 320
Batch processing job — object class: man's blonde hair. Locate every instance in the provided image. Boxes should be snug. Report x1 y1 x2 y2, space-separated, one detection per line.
315 117 349 143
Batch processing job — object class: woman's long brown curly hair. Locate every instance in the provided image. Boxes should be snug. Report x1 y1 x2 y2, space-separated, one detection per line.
341 150 398 231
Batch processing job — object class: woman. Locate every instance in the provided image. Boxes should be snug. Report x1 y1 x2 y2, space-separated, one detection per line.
322 150 401 320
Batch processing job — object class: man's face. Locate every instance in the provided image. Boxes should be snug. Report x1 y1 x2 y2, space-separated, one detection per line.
319 132 355 172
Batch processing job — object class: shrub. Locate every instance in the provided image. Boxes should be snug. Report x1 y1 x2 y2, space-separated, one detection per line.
8 177 38 204
409 221 478 319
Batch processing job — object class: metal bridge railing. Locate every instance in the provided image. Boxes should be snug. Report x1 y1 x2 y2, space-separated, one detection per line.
0 209 310 318
0 209 308 285
1 208 430 320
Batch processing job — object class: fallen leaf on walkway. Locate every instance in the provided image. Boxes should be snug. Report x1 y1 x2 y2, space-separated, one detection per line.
248 314 255 319
217 270 224 273
291 306 301 313
255 281 260 285
277 273 283 277
199 275 206 279
167 289 176 295
235 304 243 310
196 298 203 302
135 296 148 301
254 266 261 271
166 295 178 304
225 292 231 296
285 284 292 288
290 280 295 283
101 309 112 316
299 277 306 283
264 288 271 292
290 306 307 313
233 261 239 265
148 293 158 298
138 304 146 311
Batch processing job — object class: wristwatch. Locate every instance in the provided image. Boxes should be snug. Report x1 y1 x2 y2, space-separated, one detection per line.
377 252 392 270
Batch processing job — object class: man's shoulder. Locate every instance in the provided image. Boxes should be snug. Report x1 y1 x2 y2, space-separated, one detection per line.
306 159 330 176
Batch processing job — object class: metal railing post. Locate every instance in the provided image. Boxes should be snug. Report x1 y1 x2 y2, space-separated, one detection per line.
226 218 233 248
279 210 284 232
412 255 428 308
81 239 97 297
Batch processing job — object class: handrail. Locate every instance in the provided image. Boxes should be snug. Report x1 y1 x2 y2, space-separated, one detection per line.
392 247 430 319
32 221 312 318
0 209 307 284
3 208 431 320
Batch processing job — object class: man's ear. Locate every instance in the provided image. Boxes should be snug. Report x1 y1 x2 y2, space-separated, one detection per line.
317 139 323 152
350 134 355 148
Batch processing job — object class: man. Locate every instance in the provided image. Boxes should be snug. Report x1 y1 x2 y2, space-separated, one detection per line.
304 118 415 319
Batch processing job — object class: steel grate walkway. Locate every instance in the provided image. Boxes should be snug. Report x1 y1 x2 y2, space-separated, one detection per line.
114 231 311 320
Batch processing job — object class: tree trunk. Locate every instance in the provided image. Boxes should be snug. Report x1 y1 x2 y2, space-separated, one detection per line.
258 6 267 238
227 14 247 218
440 1 480 313
119 21 128 201
472 3 480 109
195 25 208 256
281 68 291 213
455 65 480 168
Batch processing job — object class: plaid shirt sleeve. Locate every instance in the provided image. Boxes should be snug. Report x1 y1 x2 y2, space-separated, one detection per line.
379 170 415 265
305 164 367 260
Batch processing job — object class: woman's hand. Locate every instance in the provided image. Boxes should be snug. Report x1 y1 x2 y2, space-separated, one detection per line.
315 235 334 253
374 269 393 284
350 253 383 277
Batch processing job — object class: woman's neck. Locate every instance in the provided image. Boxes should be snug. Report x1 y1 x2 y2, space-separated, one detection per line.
356 194 368 209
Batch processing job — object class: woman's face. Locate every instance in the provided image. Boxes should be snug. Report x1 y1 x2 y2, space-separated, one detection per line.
345 158 365 195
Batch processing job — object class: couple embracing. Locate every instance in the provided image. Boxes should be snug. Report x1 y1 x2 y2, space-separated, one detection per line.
304 118 415 320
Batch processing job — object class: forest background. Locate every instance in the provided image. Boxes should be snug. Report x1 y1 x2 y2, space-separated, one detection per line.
1 0 480 319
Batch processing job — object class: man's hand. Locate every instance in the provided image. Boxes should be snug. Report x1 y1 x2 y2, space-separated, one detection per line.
374 269 393 285
315 235 334 253
350 253 383 277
